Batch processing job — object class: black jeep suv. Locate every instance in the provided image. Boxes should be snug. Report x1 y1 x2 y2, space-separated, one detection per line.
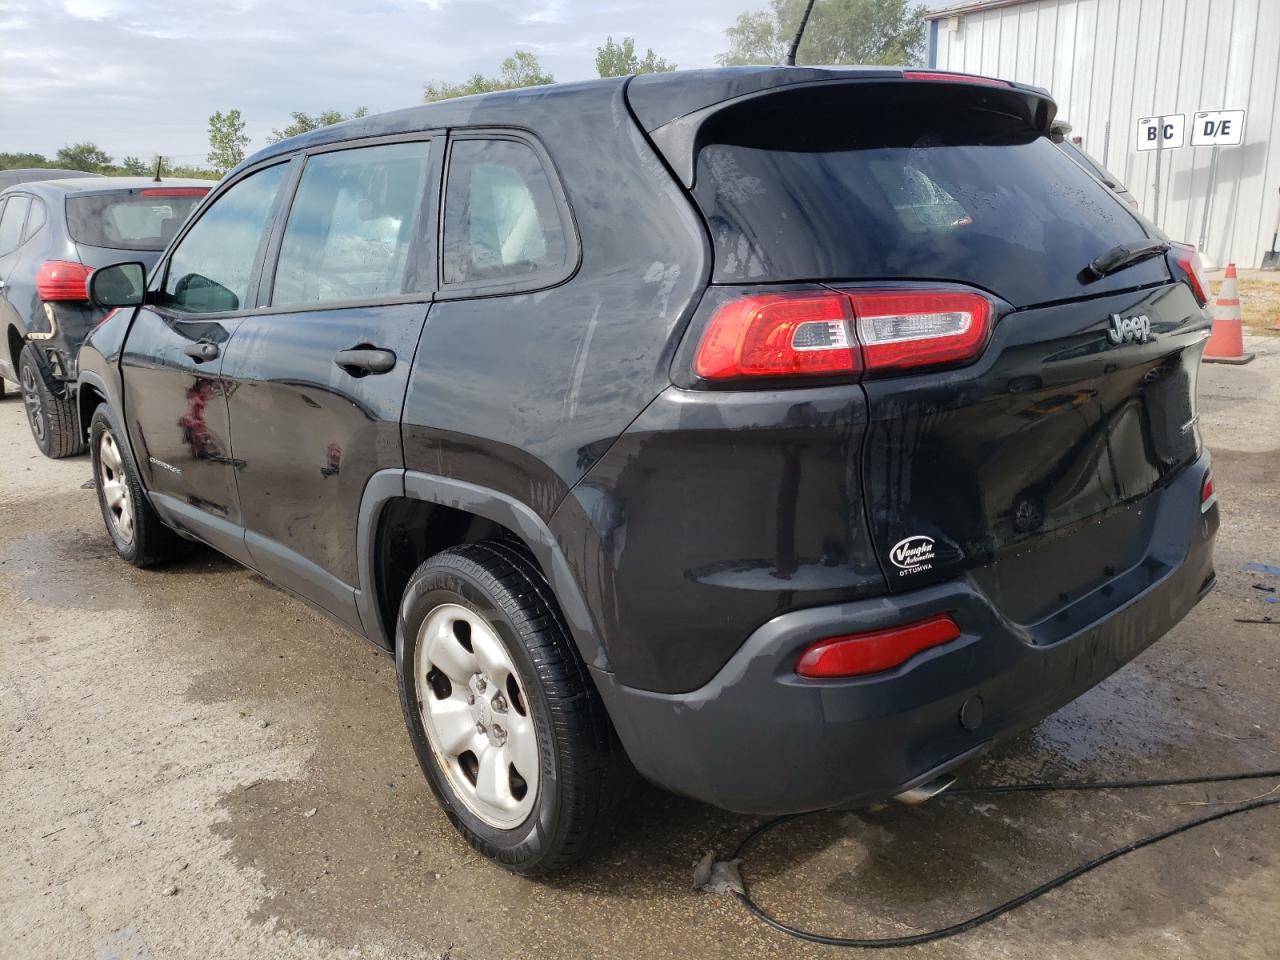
77 67 1218 874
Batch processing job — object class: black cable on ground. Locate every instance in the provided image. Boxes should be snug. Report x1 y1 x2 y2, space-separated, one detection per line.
723 769 1280 949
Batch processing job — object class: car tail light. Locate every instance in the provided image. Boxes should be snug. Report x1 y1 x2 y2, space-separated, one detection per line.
796 614 962 679
1170 243 1209 307
1201 468 1216 513
140 187 209 198
36 260 92 302
849 291 992 374
693 289 993 382
694 291 860 380
902 70 1011 88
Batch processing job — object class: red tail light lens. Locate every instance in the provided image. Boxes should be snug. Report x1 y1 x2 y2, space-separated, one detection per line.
1201 468 1216 513
693 289 993 382
850 291 992 374
36 260 92 302
796 614 962 679
694 291 859 380
1170 243 1209 307
902 70 1010 88
140 187 210 198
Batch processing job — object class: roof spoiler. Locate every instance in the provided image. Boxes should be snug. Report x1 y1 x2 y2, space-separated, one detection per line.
639 72 1057 190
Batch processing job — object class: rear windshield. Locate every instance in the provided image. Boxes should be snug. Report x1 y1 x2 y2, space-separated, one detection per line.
67 190 207 251
692 84 1165 308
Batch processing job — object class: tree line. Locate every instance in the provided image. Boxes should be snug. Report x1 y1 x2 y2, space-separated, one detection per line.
3 2 922 181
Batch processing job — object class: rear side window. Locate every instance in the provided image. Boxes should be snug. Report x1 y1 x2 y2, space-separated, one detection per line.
691 83 1164 308
67 191 207 251
162 164 287 314
441 138 569 287
23 198 46 240
0 196 29 254
272 141 432 307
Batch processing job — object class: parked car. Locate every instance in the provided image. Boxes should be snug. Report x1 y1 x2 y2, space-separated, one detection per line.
0 168 104 190
1052 120 1139 210
77 66 1217 874
0 178 210 454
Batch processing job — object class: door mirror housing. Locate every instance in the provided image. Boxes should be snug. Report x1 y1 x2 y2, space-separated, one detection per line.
89 261 147 309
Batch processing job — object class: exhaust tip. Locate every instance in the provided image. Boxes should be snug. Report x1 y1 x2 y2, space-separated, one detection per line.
894 774 956 806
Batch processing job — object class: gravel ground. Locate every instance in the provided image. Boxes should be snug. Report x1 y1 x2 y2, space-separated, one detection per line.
1 340 1278 960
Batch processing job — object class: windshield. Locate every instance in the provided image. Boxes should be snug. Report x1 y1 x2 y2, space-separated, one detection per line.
67 190 208 251
691 83 1165 308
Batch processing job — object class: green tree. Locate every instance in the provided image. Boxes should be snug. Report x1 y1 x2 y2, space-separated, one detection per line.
55 142 113 172
424 50 554 102
207 109 250 174
0 152 49 170
267 106 370 144
595 36 676 77
119 155 149 176
718 0 925 67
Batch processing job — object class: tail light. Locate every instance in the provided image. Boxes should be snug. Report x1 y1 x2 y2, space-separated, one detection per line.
1170 243 1209 307
36 260 92 302
902 70 1011 88
796 614 961 679
694 292 859 379
848 291 991 373
1201 468 1216 513
140 187 210 198
693 289 992 382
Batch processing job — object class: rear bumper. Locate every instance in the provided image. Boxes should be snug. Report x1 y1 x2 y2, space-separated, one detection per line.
596 455 1217 815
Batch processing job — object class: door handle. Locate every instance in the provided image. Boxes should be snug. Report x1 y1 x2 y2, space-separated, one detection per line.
184 340 219 362
334 347 396 375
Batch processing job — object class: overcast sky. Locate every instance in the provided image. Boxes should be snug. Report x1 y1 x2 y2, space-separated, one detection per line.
0 0 751 164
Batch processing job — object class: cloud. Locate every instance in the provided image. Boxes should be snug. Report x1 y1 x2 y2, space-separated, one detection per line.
0 0 752 163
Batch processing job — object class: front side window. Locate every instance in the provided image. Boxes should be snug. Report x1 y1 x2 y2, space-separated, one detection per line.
162 164 287 314
441 138 568 286
0 196 30 254
272 141 432 307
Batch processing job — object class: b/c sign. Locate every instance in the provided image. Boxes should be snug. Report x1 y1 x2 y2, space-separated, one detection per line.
1136 114 1185 151
1191 110 1246 146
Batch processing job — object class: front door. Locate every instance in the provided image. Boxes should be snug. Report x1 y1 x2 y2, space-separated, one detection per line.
121 161 291 562
219 138 438 628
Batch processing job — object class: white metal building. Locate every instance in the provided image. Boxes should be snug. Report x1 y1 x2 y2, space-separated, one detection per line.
926 0 1280 268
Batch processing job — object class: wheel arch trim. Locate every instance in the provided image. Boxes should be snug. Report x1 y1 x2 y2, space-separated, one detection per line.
355 468 608 671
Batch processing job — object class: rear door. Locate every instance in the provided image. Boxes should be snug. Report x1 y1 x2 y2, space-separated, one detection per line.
121 161 291 562
218 137 439 629
684 78 1208 622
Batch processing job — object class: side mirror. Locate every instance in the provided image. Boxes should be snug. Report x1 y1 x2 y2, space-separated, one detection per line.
89 261 147 309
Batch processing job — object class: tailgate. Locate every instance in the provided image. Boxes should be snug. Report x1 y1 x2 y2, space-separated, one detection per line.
860 280 1209 621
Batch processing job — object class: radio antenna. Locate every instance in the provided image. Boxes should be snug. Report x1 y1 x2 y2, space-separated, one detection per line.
783 0 818 66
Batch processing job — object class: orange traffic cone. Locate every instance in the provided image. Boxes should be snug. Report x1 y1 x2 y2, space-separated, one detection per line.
1203 264 1255 364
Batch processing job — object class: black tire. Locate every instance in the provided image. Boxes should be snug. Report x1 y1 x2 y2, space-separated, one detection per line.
396 540 629 875
88 403 185 567
19 342 84 458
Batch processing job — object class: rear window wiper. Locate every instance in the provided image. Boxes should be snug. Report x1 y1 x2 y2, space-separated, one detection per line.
1082 239 1170 282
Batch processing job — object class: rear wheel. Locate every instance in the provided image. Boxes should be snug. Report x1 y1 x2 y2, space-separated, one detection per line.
396 541 629 874
19 343 83 458
89 404 185 567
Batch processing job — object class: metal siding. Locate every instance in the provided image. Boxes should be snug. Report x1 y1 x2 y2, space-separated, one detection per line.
926 0 1279 266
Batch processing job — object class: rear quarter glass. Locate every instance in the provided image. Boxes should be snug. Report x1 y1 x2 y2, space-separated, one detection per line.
691 82 1166 308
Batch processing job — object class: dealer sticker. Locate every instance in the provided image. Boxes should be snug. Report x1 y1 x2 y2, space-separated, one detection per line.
890 535 935 575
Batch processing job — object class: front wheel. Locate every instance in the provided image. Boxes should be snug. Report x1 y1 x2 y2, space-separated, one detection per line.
397 541 629 874
19 342 83 458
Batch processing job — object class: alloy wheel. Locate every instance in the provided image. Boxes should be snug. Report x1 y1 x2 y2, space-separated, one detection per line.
415 603 539 829
20 363 44 443
97 430 134 544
